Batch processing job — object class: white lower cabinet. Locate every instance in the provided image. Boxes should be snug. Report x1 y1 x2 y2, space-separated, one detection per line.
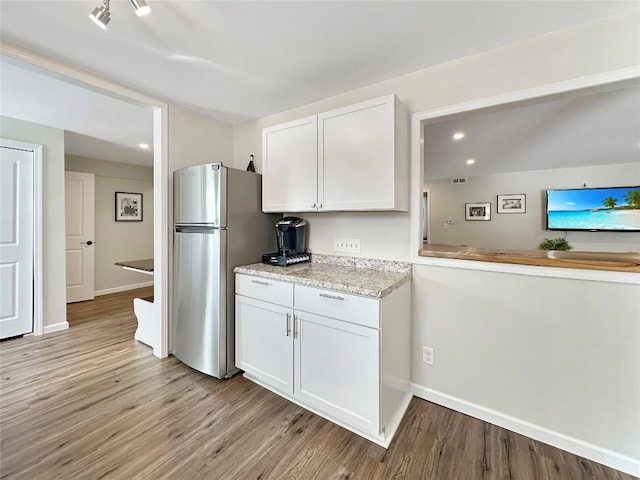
235 295 293 394
235 273 411 447
295 311 380 435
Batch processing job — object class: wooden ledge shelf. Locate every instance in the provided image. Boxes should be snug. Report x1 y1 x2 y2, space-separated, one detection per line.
419 244 640 273
115 259 154 275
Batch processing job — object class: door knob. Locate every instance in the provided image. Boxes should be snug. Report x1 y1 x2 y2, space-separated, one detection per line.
81 240 94 246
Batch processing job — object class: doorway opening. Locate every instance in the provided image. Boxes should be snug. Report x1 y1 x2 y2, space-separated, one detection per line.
409 65 639 281
1 46 168 358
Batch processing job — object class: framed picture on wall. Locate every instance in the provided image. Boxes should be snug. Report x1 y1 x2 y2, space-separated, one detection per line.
115 192 143 221
465 202 491 221
497 194 526 213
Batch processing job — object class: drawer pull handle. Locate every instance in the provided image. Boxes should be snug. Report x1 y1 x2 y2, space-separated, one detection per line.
293 314 299 339
286 312 291 337
251 280 270 286
319 293 344 301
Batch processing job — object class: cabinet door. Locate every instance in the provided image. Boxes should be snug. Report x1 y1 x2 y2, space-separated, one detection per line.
319 96 396 211
262 116 318 212
235 296 293 394
294 312 380 435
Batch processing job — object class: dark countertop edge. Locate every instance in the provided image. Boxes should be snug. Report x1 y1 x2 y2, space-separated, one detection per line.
115 259 154 272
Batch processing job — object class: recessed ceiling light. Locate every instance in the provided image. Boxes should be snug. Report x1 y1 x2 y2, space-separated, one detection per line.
452 132 465 141
466 158 475 165
138 143 149 149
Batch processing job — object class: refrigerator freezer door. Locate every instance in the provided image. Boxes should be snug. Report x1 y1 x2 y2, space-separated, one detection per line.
172 227 227 378
174 163 227 227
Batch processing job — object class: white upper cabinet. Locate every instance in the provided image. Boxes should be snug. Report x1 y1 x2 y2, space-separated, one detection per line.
262 115 318 212
262 95 408 213
319 96 407 211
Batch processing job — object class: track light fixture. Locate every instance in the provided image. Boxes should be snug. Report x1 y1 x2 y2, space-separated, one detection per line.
129 0 151 17
89 0 151 29
89 0 111 29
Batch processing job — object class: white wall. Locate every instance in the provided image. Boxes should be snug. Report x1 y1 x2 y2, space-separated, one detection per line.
231 12 640 473
65 155 154 293
0 116 66 328
412 265 640 463
426 162 640 251
233 11 639 260
167 103 235 233
166 104 234 350
168 104 234 173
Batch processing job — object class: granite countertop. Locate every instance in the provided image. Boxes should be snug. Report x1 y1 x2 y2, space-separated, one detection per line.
234 254 411 298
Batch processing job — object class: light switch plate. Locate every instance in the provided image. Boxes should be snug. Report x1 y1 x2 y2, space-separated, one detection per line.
334 238 361 253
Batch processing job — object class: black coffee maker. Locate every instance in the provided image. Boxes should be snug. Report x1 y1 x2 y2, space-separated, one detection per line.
262 217 311 266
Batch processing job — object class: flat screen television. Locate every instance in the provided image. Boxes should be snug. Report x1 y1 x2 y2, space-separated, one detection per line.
546 186 640 232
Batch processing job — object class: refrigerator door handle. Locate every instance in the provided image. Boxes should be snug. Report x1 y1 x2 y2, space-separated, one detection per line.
286 312 291 337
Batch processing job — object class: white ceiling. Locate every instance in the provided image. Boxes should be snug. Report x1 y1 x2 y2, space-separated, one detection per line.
0 61 154 165
1 1 638 166
423 83 640 180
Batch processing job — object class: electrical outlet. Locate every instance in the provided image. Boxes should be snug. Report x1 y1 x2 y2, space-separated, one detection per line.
334 238 361 253
422 346 434 365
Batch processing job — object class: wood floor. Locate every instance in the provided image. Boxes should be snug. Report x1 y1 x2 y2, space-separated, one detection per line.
0 292 634 479
66 286 154 326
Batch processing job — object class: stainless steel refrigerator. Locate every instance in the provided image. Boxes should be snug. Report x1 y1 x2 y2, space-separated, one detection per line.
172 163 276 378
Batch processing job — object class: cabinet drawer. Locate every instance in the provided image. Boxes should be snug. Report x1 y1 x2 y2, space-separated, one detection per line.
294 285 379 328
236 274 293 307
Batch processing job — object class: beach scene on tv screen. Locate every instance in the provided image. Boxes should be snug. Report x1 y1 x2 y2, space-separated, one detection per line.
547 187 640 230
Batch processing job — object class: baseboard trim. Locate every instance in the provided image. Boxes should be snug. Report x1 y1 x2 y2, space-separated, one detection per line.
95 282 154 297
43 321 69 334
411 384 639 478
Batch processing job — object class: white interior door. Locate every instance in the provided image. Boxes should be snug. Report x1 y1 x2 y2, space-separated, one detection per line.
65 171 95 303
0 145 34 338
